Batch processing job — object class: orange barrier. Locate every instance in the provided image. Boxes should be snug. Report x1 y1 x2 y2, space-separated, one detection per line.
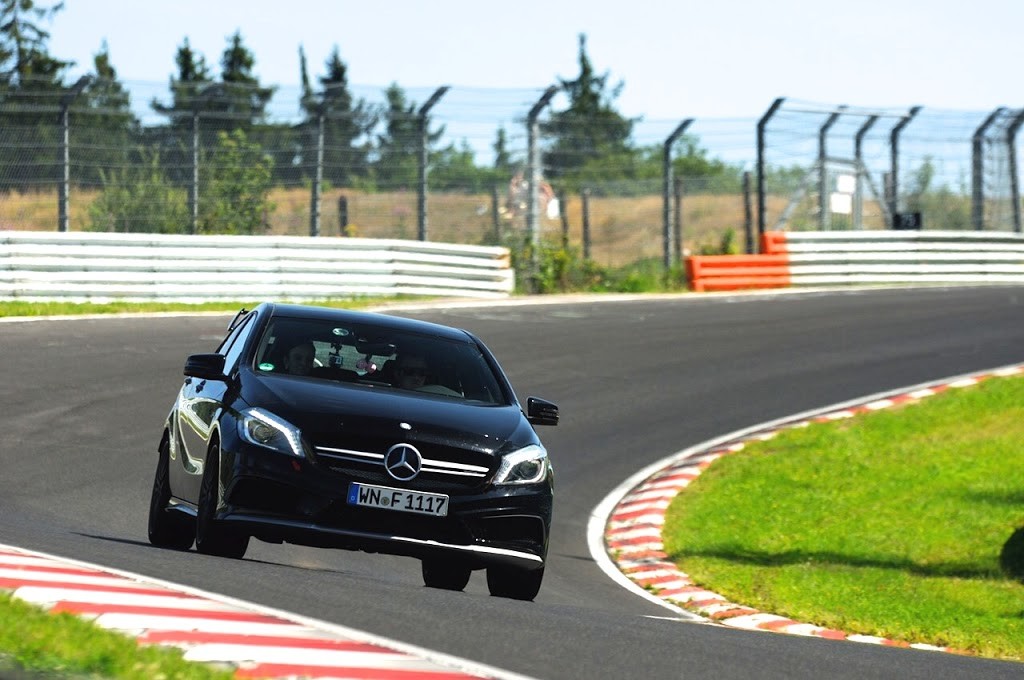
760 231 788 254
686 252 791 292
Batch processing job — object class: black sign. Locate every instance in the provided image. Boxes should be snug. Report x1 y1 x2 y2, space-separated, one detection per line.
894 212 922 230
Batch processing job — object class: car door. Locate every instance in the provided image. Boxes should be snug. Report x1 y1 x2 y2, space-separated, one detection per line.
173 311 256 503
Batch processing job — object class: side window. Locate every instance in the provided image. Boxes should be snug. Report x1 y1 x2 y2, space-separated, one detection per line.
219 313 256 373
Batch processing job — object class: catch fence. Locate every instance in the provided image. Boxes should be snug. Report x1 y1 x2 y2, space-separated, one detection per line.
0 79 1019 266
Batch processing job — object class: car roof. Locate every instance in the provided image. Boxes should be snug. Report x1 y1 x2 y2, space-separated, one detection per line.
261 302 474 343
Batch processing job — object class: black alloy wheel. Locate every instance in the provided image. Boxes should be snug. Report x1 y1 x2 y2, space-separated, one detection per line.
147 437 195 550
421 558 472 591
195 441 250 559
486 565 544 601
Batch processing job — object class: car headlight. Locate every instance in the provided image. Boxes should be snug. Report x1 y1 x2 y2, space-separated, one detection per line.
494 444 550 485
239 408 306 458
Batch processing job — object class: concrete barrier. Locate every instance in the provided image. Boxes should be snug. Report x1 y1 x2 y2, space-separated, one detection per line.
0 231 515 302
687 231 1024 292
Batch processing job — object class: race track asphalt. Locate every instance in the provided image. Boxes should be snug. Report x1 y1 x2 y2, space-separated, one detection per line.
1 286 1023 679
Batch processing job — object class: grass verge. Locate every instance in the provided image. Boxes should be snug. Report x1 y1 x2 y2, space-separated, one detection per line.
662 375 1024 661
0 592 233 679
0 297 419 319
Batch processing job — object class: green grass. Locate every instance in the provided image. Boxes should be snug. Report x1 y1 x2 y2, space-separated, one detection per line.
0 592 233 679
0 297 419 318
663 375 1024 661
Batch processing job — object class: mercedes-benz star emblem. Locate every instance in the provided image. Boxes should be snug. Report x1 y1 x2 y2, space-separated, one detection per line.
384 444 422 481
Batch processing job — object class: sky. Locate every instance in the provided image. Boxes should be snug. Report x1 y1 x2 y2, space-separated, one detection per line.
40 0 1024 171
46 0 1024 119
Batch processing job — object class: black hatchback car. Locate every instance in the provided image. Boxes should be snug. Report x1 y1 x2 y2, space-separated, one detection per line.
148 303 558 600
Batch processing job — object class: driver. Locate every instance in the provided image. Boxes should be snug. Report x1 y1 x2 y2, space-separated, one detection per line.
281 339 315 376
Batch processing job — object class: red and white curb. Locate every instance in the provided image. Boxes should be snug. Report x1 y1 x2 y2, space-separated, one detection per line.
591 363 1024 655
0 544 530 679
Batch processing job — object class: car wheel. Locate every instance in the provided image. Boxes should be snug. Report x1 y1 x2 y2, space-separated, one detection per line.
421 558 472 591
147 438 194 550
486 565 544 601
195 442 249 559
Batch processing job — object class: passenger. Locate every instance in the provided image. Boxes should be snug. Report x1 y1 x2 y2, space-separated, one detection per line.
281 339 315 376
394 353 430 390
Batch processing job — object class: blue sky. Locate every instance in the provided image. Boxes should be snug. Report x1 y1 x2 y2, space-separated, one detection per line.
47 0 1023 120
39 0 1024 178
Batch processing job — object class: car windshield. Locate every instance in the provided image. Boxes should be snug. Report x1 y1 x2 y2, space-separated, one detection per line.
252 317 508 405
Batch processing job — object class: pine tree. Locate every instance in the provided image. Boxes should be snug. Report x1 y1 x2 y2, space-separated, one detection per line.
0 0 69 190
214 30 274 133
374 83 443 190
0 0 68 87
77 41 138 186
542 34 636 188
150 37 213 133
300 45 376 187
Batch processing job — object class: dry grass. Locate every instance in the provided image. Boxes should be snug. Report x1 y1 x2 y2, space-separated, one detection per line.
0 187 788 266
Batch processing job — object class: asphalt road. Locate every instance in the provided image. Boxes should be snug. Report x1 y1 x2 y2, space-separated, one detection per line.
2 287 1023 679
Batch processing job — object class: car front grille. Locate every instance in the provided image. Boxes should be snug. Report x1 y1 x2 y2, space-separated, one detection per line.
312 442 493 492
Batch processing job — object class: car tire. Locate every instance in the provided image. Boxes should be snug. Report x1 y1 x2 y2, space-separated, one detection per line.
195 442 249 559
147 438 195 550
421 558 472 591
486 565 544 601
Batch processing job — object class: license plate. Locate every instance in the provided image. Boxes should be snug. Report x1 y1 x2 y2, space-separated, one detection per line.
347 483 449 517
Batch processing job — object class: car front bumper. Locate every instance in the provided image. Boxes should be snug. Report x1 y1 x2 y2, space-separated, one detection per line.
217 432 553 570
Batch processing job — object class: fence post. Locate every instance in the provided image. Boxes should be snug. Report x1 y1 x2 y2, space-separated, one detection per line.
854 115 879 230
743 172 753 254
491 185 502 243
417 86 449 242
889 106 922 225
663 119 693 270
817 107 845 231
581 188 591 261
757 98 785 243
338 195 348 235
526 86 558 287
674 177 684 263
971 108 1004 232
309 111 325 237
1006 110 1024 233
188 84 224 236
57 76 91 232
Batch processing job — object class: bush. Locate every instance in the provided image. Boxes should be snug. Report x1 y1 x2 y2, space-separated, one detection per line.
88 150 188 233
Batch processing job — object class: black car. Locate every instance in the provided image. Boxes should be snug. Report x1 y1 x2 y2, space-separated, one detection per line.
148 302 558 600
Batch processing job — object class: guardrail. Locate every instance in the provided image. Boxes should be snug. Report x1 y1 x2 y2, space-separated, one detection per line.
0 231 515 302
687 230 1024 292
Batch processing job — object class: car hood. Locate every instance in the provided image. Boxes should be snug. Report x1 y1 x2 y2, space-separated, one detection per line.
246 374 529 455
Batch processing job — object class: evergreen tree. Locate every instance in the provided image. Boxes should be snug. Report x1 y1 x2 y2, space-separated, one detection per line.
77 41 139 186
0 0 68 87
214 30 274 133
0 0 69 190
493 125 513 175
542 34 636 188
148 38 213 184
300 45 376 187
374 83 443 190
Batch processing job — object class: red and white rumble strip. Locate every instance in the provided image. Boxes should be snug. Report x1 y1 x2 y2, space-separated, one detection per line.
0 545 514 679
601 363 1024 655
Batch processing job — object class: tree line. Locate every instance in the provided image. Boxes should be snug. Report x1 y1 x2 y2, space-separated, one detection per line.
0 1 762 235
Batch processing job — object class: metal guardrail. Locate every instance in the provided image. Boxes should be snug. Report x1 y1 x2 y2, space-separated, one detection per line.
767 231 1024 286
0 231 514 302
687 230 1024 291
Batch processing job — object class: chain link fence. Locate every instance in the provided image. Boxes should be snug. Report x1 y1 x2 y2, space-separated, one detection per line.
0 80 1019 266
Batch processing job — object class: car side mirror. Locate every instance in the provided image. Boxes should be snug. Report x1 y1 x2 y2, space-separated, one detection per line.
184 353 226 380
527 397 559 426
